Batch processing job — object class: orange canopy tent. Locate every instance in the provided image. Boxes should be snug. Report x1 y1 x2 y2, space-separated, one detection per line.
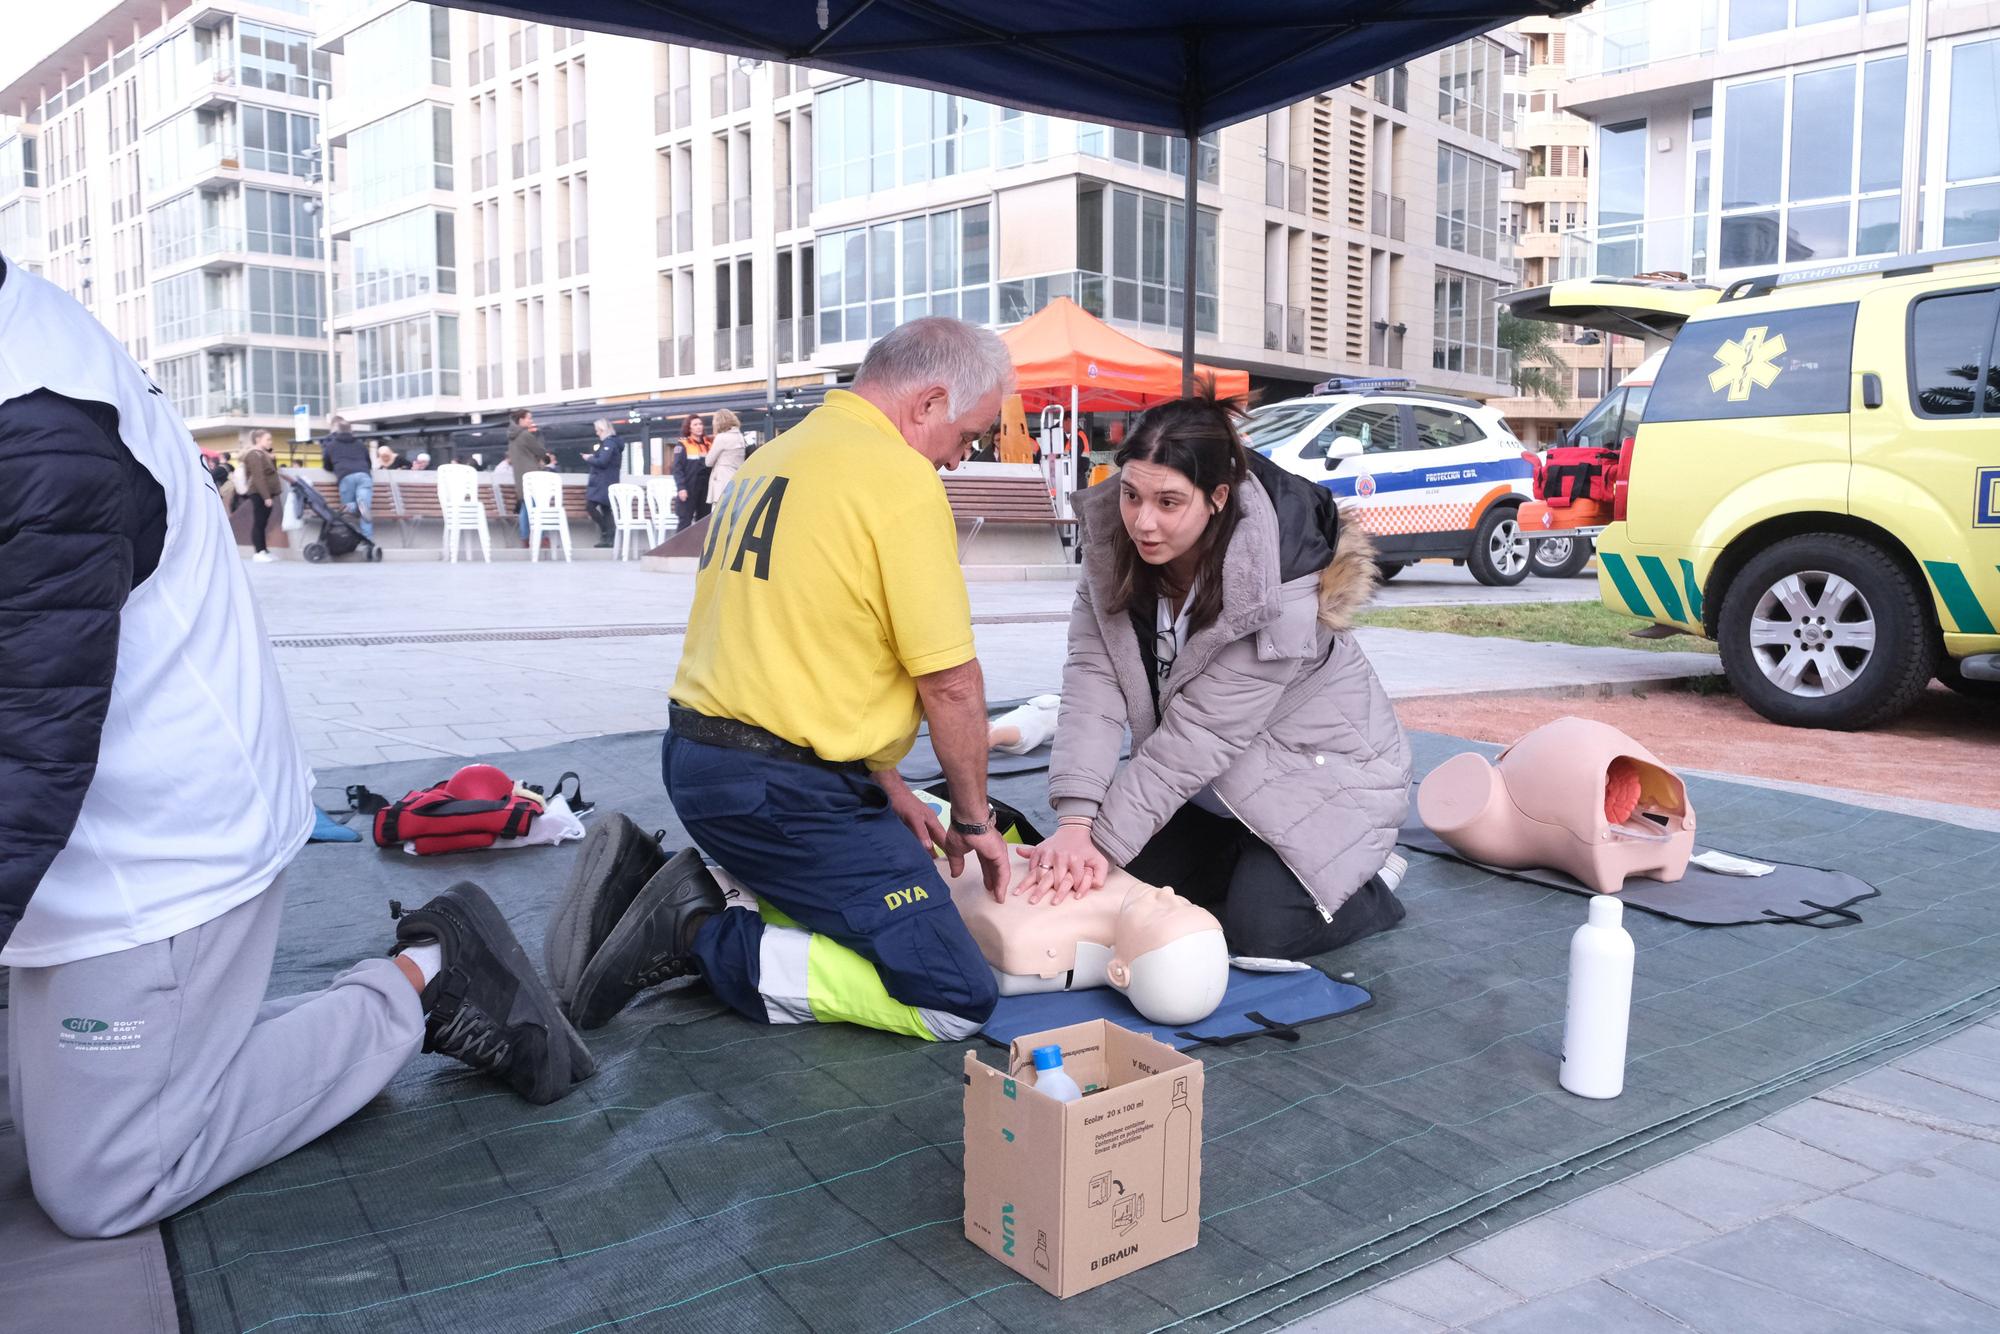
1000 298 1250 412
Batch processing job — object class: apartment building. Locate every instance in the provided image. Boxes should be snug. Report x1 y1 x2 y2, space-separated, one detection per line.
1558 0 2000 284
1493 14 1648 446
0 0 334 449
5 3 1529 456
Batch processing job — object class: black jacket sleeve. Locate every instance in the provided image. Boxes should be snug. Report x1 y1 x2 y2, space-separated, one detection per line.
0 389 166 948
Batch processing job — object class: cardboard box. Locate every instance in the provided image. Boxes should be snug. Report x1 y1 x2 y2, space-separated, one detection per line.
962 1020 1203 1298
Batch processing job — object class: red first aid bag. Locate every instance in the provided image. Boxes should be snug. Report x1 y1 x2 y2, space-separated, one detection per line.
367 763 545 854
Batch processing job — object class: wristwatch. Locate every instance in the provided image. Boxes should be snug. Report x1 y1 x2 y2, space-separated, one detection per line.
950 804 997 837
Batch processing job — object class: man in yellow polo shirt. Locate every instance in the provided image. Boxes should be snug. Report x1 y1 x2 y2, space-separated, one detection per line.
551 317 1016 1040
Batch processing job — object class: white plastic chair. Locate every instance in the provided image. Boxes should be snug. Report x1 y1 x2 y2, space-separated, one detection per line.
523 471 571 562
436 463 490 563
644 475 678 544
608 482 653 560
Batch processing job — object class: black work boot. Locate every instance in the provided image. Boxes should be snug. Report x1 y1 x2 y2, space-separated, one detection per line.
542 812 668 1009
566 850 723 1030
392 883 594 1105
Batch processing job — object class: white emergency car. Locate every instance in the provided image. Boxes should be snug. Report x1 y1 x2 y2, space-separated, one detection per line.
1243 377 1549 585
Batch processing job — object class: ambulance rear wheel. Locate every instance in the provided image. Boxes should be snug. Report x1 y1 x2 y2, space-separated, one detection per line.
1937 657 2000 702
1468 506 1531 586
1719 534 1934 731
1530 534 1594 579
303 542 329 564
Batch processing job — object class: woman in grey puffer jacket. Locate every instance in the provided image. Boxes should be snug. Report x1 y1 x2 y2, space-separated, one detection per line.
1024 396 1413 960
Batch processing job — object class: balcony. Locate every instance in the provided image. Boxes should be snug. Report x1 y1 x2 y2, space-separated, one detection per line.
1370 191 1407 242
151 226 249 273
1557 213 1706 283
658 211 693 256
714 326 732 371
1368 321 1407 371
336 270 445 317
733 197 752 241
1264 160 1307 214
678 333 694 375
158 307 253 348
1262 302 1306 355
185 390 250 420
1566 0 1718 84
659 337 675 376
775 316 795 363
189 58 238 113
736 324 753 367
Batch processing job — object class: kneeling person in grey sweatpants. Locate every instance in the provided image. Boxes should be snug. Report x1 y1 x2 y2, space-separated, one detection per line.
0 252 590 1240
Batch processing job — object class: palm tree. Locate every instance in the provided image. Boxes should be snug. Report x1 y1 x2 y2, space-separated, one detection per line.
1499 311 1570 409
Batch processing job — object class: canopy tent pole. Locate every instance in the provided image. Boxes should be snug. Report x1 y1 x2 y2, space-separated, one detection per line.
1181 32 1199 396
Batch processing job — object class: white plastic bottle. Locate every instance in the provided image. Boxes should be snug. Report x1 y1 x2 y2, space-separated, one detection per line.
1560 895 1635 1099
1031 1044 1082 1102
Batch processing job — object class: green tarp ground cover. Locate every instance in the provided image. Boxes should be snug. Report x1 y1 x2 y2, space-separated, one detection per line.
162 732 2000 1333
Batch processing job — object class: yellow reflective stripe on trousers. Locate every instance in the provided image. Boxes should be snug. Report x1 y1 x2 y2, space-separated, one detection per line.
757 899 940 1039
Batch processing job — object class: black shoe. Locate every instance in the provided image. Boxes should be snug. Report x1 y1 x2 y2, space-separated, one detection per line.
543 812 667 1008
567 850 723 1030
392 883 594 1104
594 539 613 548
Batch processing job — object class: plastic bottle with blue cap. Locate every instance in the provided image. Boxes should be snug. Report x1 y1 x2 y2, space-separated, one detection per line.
1030 1044 1082 1102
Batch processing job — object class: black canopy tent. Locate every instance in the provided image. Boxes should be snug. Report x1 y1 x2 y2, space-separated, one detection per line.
455 1 1586 388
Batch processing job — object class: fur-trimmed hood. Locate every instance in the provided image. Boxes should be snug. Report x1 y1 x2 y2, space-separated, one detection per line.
1316 523 1379 632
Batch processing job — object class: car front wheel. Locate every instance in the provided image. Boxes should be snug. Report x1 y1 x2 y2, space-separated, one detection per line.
1468 506 1531 586
1530 534 1594 579
1717 534 1933 730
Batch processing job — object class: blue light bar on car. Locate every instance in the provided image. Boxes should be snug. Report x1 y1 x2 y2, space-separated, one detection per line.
1311 376 1413 396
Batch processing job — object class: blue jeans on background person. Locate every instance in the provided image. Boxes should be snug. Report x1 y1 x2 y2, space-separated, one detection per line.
337 472 374 540
518 500 532 543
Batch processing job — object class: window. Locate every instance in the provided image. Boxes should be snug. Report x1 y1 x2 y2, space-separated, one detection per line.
1334 405 1406 455
248 347 327 416
1052 185 1216 335
1436 147 1505 261
816 81 1014 206
1718 54 1905 271
1908 289 2000 418
238 22 330 98
147 190 224 267
348 208 457 310
1730 0 1906 43
1691 107 1713 279
1413 405 1482 448
1437 39 1507 142
153 269 225 344
240 106 319 178
245 187 322 258
818 203 990 344
248 266 324 337
1433 269 1502 380
1596 119 1647 276
1078 125 1220 183
342 5 451 98
349 314 459 404
1937 37 2000 247
346 105 454 214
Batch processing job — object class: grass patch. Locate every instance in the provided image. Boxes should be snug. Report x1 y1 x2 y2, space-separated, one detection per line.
1355 600 1720 654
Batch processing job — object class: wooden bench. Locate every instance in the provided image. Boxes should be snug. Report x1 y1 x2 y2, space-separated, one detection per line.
489 481 593 523
941 464 1076 561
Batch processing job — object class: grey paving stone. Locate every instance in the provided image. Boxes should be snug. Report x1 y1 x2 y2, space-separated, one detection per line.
1894 1046 2000 1104
1454 1217 1647 1298
1365 1259 1518 1326
1761 1098 1971 1174
1796 1195 2000 1308
1837 1067 2000 1128
1670 1216 1999 1333
1466 1278 1691 1334
1694 1124 1877 1192
1942 1139 2000 1183
1287 1293 1446 1333
1547 1182 1720 1250
1624 1151 1829 1231
1609 1255 1877 1334
1845 1163 2000 1240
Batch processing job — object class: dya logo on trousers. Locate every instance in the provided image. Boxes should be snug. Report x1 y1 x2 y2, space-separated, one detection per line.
882 886 929 911
61 1018 109 1034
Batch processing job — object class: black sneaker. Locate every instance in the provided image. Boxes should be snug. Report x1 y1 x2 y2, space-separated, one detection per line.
567 850 723 1030
542 812 668 1009
392 883 594 1105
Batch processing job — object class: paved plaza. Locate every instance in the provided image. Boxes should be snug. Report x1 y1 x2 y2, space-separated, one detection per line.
246 557 1998 1334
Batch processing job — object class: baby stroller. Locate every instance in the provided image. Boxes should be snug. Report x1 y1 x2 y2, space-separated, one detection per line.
286 475 384 563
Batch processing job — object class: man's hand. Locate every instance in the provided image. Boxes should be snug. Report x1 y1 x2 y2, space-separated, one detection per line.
943 824 1011 902
678 488 689 501
1014 825 1110 905
876 769 946 855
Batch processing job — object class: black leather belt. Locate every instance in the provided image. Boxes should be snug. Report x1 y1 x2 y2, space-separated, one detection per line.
668 704 868 774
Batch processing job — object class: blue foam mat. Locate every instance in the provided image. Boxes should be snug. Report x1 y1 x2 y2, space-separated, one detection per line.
980 966 1375 1051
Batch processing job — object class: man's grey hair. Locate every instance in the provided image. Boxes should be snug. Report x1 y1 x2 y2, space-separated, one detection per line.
853 316 1015 418
593 418 612 433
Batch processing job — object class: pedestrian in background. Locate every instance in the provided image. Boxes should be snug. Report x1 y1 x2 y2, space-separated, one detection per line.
242 428 283 564
673 412 711 530
506 408 552 546
705 408 748 508
320 416 373 541
585 417 624 548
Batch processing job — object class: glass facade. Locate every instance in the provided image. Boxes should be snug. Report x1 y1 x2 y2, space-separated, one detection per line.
1718 52 1904 269
248 265 325 337
245 186 323 257
1942 37 2000 246
347 105 454 214
143 111 236 193
237 21 331 99
240 106 319 178
342 4 451 99
348 207 457 309
153 269 229 344
1437 39 1509 143
816 82 1030 206
348 313 460 405
818 204 991 343
1729 0 1906 43
1094 185 1218 334
248 348 328 415
1433 268 1502 380
1077 125 1221 183
1436 147 1505 261
147 190 224 266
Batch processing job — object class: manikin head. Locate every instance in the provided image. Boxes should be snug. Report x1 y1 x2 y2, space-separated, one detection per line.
1106 883 1229 1026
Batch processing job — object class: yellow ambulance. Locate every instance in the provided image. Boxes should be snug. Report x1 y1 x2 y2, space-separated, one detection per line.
1511 246 2000 730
